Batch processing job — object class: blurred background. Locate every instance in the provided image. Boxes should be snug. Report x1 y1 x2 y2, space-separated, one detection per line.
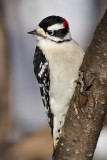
0 0 107 160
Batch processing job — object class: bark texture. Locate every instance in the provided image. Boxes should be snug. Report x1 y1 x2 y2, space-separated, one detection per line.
53 10 107 160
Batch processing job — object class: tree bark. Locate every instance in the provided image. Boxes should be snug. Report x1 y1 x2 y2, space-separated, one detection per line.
53 10 107 160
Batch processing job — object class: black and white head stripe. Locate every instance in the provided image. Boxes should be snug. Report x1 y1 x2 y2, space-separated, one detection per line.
39 16 69 31
39 16 69 39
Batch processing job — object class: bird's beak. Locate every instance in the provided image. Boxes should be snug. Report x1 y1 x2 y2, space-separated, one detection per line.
28 29 37 35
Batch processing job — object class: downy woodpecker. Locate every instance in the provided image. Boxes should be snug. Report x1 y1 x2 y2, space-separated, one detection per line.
28 16 85 149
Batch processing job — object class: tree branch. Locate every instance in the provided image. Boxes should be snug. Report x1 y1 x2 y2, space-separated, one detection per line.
53 9 107 160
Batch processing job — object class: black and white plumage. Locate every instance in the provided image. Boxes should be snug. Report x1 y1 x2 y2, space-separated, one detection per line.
28 16 85 149
33 46 53 133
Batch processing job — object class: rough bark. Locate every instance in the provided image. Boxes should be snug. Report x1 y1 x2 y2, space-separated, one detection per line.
53 10 107 160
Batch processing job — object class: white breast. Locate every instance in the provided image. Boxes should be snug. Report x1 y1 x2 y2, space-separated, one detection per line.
37 39 85 116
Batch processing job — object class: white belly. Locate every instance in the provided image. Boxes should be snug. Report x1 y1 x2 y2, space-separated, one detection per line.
38 39 85 116
49 53 77 116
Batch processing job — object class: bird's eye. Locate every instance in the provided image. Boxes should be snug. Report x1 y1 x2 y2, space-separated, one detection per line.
47 30 54 36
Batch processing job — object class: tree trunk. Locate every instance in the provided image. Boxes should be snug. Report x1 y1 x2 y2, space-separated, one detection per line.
53 9 107 160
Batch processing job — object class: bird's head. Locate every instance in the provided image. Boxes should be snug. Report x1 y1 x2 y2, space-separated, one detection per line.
28 16 71 43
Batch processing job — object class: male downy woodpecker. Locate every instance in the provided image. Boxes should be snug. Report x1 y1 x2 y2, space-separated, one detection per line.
28 16 85 149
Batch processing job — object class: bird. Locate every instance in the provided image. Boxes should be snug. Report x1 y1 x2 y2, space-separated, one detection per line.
28 15 85 149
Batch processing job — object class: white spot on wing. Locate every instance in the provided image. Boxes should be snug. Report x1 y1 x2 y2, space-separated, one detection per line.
38 62 48 78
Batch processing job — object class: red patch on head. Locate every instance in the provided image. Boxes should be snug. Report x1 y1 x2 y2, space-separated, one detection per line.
62 18 68 27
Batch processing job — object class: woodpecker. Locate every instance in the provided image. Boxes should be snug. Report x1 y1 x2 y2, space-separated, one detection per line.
28 16 85 149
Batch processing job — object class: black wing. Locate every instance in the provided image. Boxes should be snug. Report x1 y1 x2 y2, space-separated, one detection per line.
33 46 53 134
